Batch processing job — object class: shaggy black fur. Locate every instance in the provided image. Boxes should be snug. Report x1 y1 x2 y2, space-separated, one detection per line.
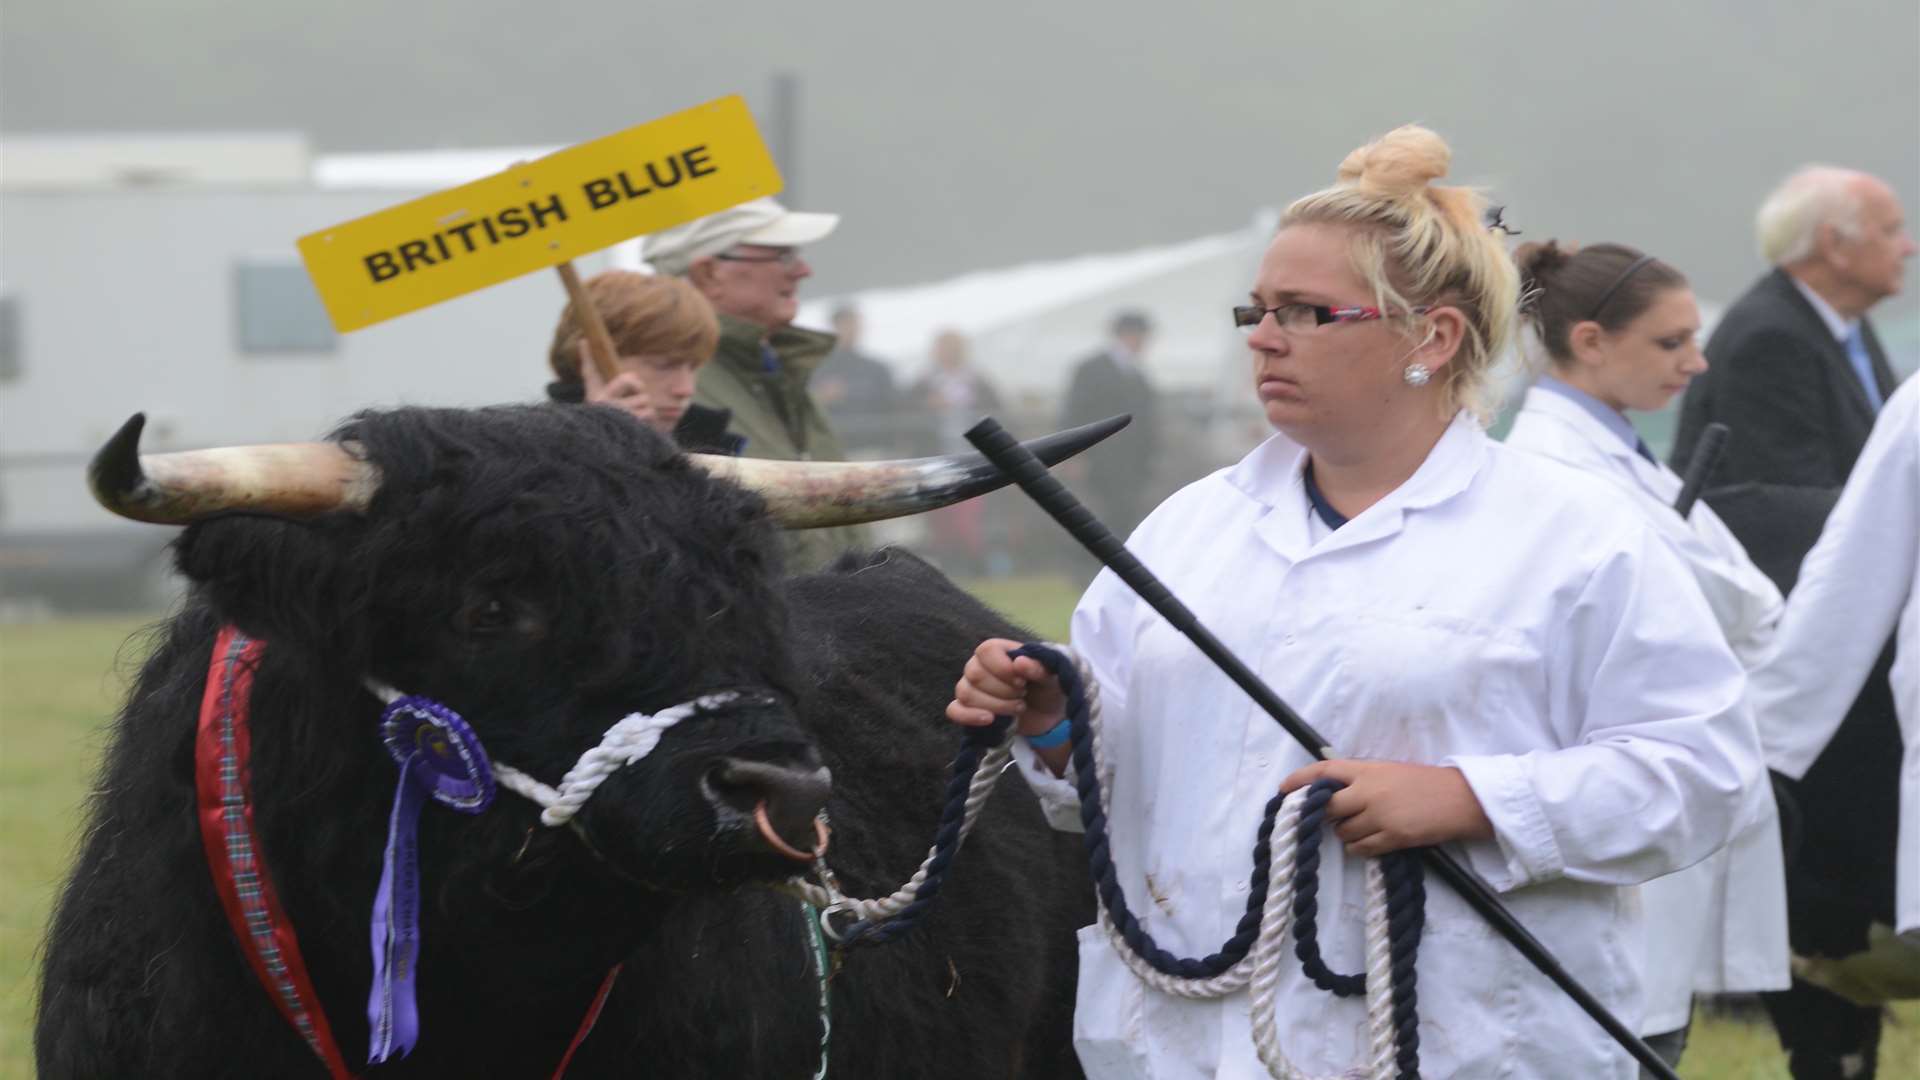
36 405 1091 1078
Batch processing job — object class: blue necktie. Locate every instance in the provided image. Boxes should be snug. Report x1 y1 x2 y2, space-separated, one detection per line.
1844 324 1885 412
1634 438 1656 465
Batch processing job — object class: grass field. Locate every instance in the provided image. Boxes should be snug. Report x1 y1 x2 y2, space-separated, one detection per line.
1 615 153 1075
2 596 1914 1078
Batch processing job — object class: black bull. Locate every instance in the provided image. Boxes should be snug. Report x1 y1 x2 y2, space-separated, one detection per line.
36 405 1096 1078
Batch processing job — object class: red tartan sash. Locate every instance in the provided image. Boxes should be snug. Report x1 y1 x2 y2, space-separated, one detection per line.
195 625 619 1078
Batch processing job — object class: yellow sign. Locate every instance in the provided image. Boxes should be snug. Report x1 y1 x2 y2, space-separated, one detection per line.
298 96 782 332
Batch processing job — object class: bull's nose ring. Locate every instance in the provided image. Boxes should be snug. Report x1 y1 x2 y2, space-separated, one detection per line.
753 802 831 862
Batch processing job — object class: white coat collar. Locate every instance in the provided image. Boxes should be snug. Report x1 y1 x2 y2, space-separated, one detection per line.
1534 375 1641 453
1517 385 1683 501
1226 411 1488 561
1520 385 1643 467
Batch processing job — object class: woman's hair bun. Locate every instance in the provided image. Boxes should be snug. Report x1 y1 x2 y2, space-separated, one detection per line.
1512 239 1577 296
1336 125 1451 197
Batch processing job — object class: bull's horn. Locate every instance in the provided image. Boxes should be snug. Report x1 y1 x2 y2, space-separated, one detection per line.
89 413 381 524
689 414 1130 529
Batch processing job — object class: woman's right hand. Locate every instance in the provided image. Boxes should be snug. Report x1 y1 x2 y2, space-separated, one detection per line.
947 638 1067 737
578 341 654 426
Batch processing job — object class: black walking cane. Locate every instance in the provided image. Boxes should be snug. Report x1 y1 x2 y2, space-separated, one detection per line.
965 416 1682 1080
1674 422 1730 517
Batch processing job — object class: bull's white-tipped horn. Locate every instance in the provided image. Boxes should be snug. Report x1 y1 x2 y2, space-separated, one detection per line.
688 415 1131 529
89 413 381 524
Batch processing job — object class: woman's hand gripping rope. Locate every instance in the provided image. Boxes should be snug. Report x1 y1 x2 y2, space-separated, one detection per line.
1280 759 1493 858
948 637 1072 775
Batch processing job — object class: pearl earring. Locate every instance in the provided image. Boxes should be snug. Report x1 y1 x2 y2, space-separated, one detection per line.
1403 363 1432 387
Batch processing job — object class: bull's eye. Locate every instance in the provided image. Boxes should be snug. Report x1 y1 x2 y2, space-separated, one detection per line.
457 596 514 636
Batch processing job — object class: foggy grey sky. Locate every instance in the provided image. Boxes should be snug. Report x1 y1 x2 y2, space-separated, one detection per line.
4 0 1918 321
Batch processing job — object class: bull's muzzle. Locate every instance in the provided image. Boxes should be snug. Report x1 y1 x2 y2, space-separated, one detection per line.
703 757 833 860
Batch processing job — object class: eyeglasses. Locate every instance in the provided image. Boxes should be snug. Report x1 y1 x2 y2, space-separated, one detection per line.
714 248 802 268
1232 303 1430 333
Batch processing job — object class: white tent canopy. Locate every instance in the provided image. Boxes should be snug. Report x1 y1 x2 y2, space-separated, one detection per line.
800 218 1275 404
313 146 559 189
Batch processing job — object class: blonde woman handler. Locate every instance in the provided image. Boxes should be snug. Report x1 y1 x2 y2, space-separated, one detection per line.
948 127 1761 1079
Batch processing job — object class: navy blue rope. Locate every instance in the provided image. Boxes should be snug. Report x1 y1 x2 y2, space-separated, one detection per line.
1387 855 1425 1079
1026 643 1425 1076
1291 780 1426 1078
839 641 1426 1076
1022 644 1284 978
834 712 1012 946
1290 780 1367 995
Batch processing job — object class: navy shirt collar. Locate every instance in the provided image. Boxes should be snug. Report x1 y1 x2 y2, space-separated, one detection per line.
1302 462 1349 531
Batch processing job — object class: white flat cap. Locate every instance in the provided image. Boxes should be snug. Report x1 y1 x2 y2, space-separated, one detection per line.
640 197 840 275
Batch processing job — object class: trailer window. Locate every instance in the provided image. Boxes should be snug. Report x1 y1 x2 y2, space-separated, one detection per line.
234 260 336 355
0 292 19 381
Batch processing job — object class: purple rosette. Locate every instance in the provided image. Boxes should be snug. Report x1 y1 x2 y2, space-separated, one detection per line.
367 695 496 1063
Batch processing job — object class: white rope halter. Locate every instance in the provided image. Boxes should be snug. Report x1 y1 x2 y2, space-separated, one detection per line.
365 682 744 828
782 740 1014 928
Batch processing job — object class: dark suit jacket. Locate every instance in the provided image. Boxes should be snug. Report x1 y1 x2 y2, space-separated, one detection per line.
1670 268 1905 948
1670 268 1899 588
1060 351 1159 485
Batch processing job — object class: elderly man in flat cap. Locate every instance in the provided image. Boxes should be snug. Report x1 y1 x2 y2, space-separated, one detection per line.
643 197 869 570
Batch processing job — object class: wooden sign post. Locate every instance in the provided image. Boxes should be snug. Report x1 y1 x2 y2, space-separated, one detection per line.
554 261 622 381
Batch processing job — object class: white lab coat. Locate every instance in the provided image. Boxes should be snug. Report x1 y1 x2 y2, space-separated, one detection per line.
1505 386 1791 1033
1014 414 1760 1079
1751 377 1920 939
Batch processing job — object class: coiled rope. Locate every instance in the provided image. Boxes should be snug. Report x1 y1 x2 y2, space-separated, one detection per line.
783 643 1427 1078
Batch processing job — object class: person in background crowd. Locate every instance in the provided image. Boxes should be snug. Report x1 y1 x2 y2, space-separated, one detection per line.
641 197 869 571
543 269 737 452
910 329 1005 575
815 304 904 454
913 329 1004 454
1061 310 1162 541
1673 167 1912 545
949 125 1759 1078
1669 165 1914 1079
1503 239 1790 1076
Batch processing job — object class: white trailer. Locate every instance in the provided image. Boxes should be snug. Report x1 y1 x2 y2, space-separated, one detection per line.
0 135 616 609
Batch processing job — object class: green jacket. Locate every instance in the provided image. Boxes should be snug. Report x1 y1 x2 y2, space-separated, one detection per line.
695 314 872 572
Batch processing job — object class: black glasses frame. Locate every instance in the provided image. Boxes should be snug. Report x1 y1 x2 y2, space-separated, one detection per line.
713 249 801 267
1232 303 1432 332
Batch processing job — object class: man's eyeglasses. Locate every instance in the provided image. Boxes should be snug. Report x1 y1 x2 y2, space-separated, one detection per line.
1232 303 1430 333
714 248 802 268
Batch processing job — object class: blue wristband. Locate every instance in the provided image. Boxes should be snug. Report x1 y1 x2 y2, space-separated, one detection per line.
1024 717 1072 750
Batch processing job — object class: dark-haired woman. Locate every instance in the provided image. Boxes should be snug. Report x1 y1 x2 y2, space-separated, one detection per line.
1504 240 1790 1074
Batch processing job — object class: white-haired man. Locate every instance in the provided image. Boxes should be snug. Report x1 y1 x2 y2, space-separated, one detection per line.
1671 168 1914 1079
641 197 868 570
1674 168 1913 526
